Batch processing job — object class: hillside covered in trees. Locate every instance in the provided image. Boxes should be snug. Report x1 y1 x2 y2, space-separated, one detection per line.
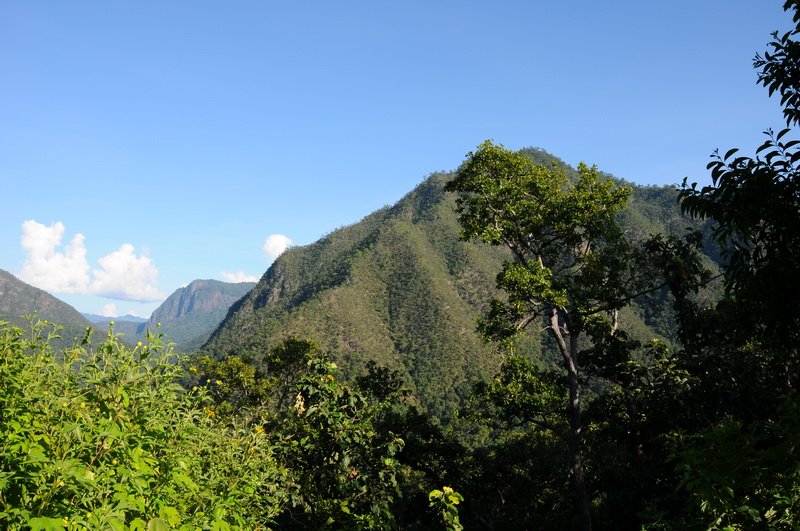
0 268 96 350
199 156 710 421
3 3 800 528
1 272 254 352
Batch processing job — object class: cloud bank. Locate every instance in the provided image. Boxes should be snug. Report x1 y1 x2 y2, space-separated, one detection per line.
18 220 166 303
19 220 91 294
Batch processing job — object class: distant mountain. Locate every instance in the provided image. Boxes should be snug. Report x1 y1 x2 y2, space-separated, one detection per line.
0 274 255 350
199 149 710 420
72 280 256 348
82 313 148 323
0 269 95 348
129 279 256 347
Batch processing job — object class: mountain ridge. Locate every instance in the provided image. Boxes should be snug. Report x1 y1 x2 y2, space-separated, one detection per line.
0 268 96 349
199 149 711 419
82 313 147 323
0 269 255 350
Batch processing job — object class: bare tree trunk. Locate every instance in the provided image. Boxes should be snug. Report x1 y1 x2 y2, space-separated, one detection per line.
550 310 592 531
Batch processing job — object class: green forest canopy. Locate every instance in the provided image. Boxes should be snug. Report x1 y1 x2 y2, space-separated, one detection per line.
3 3 800 528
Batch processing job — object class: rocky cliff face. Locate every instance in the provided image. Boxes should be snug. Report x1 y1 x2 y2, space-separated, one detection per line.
145 279 256 345
148 280 254 325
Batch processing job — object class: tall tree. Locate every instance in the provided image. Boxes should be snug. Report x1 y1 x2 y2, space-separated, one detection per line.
445 142 661 530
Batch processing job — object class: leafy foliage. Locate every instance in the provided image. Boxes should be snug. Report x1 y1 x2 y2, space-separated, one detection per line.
0 319 416 530
637 3 800 528
466 354 564 435
0 318 288 529
754 1 800 128
673 406 800 530
681 129 800 349
190 336 319 418
444 140 693 529
272 355 404 529
189 338 410 529
428 486 464 531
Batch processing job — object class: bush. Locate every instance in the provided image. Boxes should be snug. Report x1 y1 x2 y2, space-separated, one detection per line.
0 318 288 530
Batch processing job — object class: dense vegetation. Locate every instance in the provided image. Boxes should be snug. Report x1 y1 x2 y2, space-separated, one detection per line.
199 167 703 422
0 321 407 529
3 2 800 528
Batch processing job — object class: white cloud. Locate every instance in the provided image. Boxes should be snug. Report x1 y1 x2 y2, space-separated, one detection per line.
18 220 91 293
18 220 166 303
263 234 292 262
100 303 118 317
90 243 166 302
221 270 259 283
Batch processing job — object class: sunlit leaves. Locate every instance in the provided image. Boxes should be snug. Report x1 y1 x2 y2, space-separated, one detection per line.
0 318 288 529
429 486 465 530
445 140 636 342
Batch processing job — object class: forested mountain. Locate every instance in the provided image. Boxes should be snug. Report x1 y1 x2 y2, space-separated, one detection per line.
201 173 512 418
84 279 257 348
5 5 799 525
199 149 711 419
82 313 146 324
146 279 256 345
0 268 95 349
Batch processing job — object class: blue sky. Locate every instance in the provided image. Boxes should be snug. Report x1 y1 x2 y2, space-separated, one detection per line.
1 1 794 318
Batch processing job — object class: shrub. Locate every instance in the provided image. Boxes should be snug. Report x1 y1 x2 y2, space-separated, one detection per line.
0 318 289 530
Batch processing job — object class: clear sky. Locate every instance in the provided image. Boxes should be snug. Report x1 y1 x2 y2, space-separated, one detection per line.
1 1 794 318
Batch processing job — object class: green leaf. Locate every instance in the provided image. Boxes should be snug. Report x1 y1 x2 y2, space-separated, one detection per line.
147 518 170 531
27 517 66 531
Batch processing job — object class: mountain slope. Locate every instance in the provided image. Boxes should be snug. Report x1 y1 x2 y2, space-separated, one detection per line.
96 280 256 347
200 172 515 418
200 150 706 419
0 268 95 348
142 279 256 346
